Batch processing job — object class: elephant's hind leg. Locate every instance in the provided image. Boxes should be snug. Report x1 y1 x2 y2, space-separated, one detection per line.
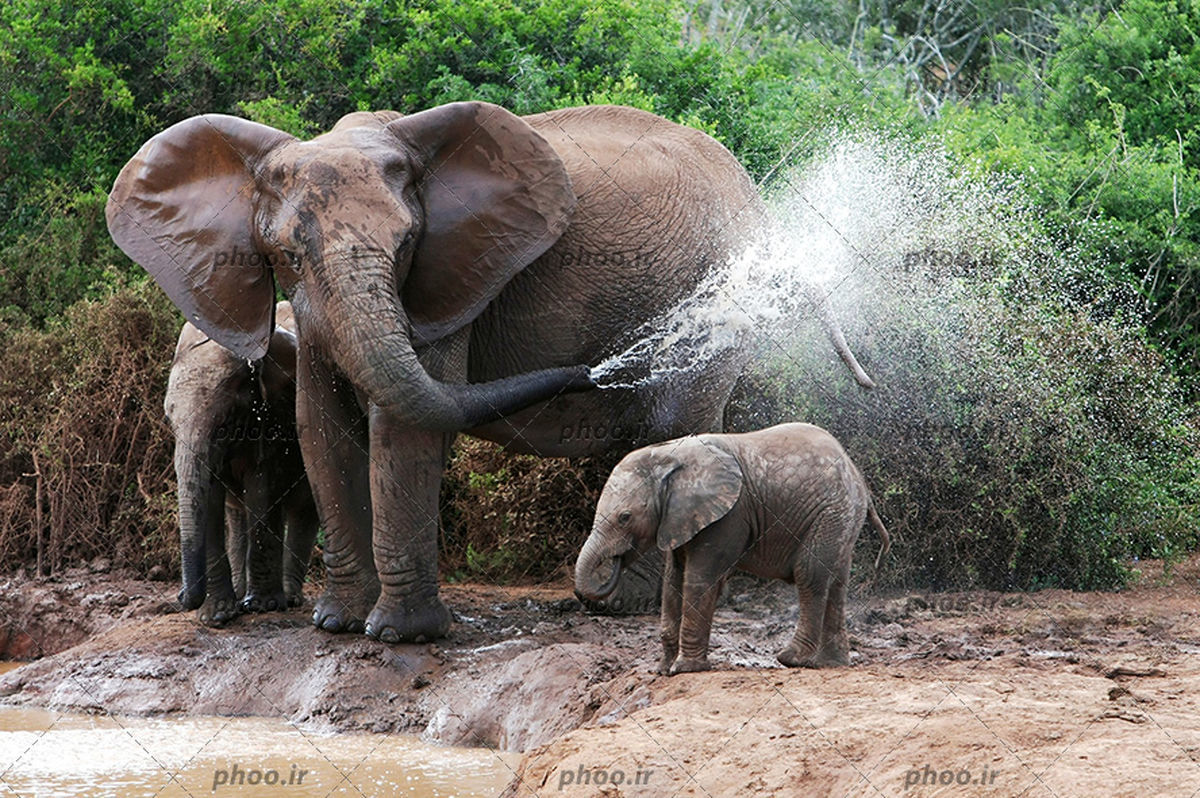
224 500 249 601
199 504 240 626
241 468 289 613
283 486 319 608
778 571 830 668
814 574 851 666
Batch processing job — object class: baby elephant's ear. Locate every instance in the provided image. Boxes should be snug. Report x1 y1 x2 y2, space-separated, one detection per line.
656 439 744 551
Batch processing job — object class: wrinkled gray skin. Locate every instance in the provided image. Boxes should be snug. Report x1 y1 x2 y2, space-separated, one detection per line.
165 301 318 626
575 423 890 674
109 103 874 643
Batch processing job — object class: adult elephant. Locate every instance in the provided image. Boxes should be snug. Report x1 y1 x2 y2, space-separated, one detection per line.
107 102 873 643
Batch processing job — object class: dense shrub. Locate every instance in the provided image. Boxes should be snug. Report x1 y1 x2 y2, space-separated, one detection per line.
0 283 179 574
439 440 621 583
0 280 617 583
730 286 1200 591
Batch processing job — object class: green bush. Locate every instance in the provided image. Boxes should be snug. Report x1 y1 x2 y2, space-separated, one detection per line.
0 187 131 327
934 0 1200 380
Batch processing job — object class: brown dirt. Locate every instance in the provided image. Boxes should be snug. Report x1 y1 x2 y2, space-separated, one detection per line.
3 556 1200 796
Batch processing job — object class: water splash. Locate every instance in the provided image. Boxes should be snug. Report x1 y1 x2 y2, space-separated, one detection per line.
588 135 1026 391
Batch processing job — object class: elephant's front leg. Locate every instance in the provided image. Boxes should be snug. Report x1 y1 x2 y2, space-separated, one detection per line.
198 496 240 626
361 328 467 643
299 348 378 633
363 409 453 643
658 551 684 674
671 556 726 675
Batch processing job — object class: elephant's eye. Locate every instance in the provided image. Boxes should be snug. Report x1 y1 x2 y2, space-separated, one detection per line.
288 251 302 273
618 511 632 525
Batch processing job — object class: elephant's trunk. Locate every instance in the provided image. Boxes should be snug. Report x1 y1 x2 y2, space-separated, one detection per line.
574 529 626 601
174 452 221 609
320 253 594 431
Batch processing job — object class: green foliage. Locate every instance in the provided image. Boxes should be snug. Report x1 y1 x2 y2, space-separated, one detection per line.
0 187 131 327
1050 0 1200 166
935 0 1200 380
0 0 929 331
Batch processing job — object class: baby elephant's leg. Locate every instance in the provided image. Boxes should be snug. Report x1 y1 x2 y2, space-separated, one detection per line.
815 574 851 666
672 561 724 675
778 566 830 667
658 552 683 674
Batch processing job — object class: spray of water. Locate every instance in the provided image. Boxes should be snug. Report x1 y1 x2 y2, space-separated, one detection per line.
588 134 1033 392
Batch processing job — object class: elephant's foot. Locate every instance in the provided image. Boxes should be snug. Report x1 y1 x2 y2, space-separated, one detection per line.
312 590 372 634
777 646 846 668
178 583 206 611
284 587 305 609
580 549 663 616
240 590 288 613
364 597 452 644
657 645 679 675
197 594 241 627
668 656 711 676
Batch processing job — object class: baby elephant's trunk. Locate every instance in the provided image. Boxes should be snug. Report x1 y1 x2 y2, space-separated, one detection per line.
574 550 624 602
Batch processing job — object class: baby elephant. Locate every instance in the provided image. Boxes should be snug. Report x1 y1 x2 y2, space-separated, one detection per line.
165 301 318 625
575 422 889 674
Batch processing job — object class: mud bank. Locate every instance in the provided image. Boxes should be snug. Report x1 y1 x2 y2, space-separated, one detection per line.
3 561 1200 795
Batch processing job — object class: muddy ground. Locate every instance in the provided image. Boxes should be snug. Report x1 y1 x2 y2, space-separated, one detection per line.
2 556 1199 797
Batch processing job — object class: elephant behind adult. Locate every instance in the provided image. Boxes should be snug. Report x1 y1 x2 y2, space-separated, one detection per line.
165 301 318 625
109 102 873 643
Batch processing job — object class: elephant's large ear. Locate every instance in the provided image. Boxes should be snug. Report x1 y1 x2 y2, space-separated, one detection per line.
385 102 576 344
655 438 744 551
106 115 294 360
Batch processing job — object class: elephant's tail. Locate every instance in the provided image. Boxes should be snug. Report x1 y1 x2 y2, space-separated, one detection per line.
866 501 890 589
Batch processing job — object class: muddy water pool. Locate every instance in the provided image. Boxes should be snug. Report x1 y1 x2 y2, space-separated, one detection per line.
0 662 516 797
